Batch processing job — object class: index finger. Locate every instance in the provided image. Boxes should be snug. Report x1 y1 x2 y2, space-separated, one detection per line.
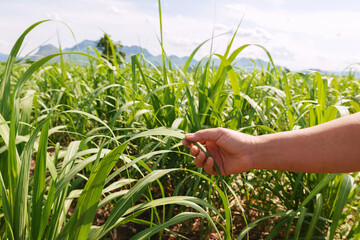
182 138 192 147
185 128 224 143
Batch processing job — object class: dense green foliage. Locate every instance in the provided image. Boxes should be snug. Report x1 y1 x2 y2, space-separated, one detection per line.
97 33 126 64
0 18 360 240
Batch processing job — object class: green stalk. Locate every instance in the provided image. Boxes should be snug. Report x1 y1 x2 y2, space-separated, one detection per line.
31 120 50 240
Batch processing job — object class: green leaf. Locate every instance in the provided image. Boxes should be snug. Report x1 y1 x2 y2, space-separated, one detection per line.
215 54 241 110
13 113 53 240
31 120 50 240
0 20 50 120
64 142 128 239
183 38 212 72
39 179 56 240
328 174 353 240
0 171 13 238
304 193 323 240
129 127 185 141
55 148 111 199
65 110 117 144
130 212 204 240
315 72 326 119
88 169 178 240
238 211 293 240
0 114 11 152
299 174 336 209
293 207 307 240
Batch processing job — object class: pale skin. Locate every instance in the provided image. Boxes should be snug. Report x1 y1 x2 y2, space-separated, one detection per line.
182 112 360 175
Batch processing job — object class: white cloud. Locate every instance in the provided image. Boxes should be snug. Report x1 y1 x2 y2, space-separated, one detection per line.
214 23 233 33
237 28 271 42
0 39 10 47
45 13 61 21
107 6 126 15
1 0 359 70
167 36 201 46
264 0 286 5
218 2 360 70
225 4 360 39
146 17 154 23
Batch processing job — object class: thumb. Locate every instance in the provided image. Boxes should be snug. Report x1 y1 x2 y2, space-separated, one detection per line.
185 128 223 143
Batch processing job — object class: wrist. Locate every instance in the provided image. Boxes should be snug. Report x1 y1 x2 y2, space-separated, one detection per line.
251 134 275 171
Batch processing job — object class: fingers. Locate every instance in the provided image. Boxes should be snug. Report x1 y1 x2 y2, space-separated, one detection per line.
189 146 218 175
194 150 205 167
190 145 200 156
182 130 222 175
185 128 224 143
182 139 192 147
204 157 218 175
194 152 217 175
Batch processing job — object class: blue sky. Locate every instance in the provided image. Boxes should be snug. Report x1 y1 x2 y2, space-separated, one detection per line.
1 0 360 71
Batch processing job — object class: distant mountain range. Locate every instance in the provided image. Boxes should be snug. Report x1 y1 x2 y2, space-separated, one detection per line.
0 40 279 70
0 53 8 62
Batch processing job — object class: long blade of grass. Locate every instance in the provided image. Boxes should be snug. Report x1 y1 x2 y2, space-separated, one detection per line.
0 171 13 239
304 193 323 240
88 168 178 240
299 174 336 208
124 196 222 219
293 207 307 240
38 179 56 240
12 52 100 104
185 169 231 238
31 119 49 240
64 142 128 239
240 92 268 126
130 212 204 240
128 127 185 141
12 112 52 240
7 99 21 221
237 211 293 240
328 174 353 240
65 110 117 144
54 149 111 198
60 140 81 177
105 149 172 185
182 33 228 72
228 44 276 71
125 195 223 237
0 20 50 120
0 114 10 150
19 90 35 136
215 54 241 109
6 53 101 201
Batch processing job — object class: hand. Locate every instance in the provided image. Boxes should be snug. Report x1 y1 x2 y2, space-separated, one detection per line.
182 128 256 175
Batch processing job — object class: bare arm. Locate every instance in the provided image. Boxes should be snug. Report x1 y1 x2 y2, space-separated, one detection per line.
183 112 360 175
254 112 360 173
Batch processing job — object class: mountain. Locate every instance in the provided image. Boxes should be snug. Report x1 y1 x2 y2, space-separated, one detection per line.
31 44 60 62
122 45 153 59
64 40 98 53
0 40 277 70
121 46 198 67
235 58 274 70
199 56 279 71
28 41 98 63
28 40 199 67
0 53 8 62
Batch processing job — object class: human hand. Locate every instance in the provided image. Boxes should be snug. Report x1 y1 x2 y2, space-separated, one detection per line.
182 128 256 175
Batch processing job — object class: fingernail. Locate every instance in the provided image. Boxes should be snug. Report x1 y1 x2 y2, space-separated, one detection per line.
185 133 194 138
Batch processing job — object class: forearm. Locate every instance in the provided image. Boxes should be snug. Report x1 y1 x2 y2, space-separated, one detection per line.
253 113 360 173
